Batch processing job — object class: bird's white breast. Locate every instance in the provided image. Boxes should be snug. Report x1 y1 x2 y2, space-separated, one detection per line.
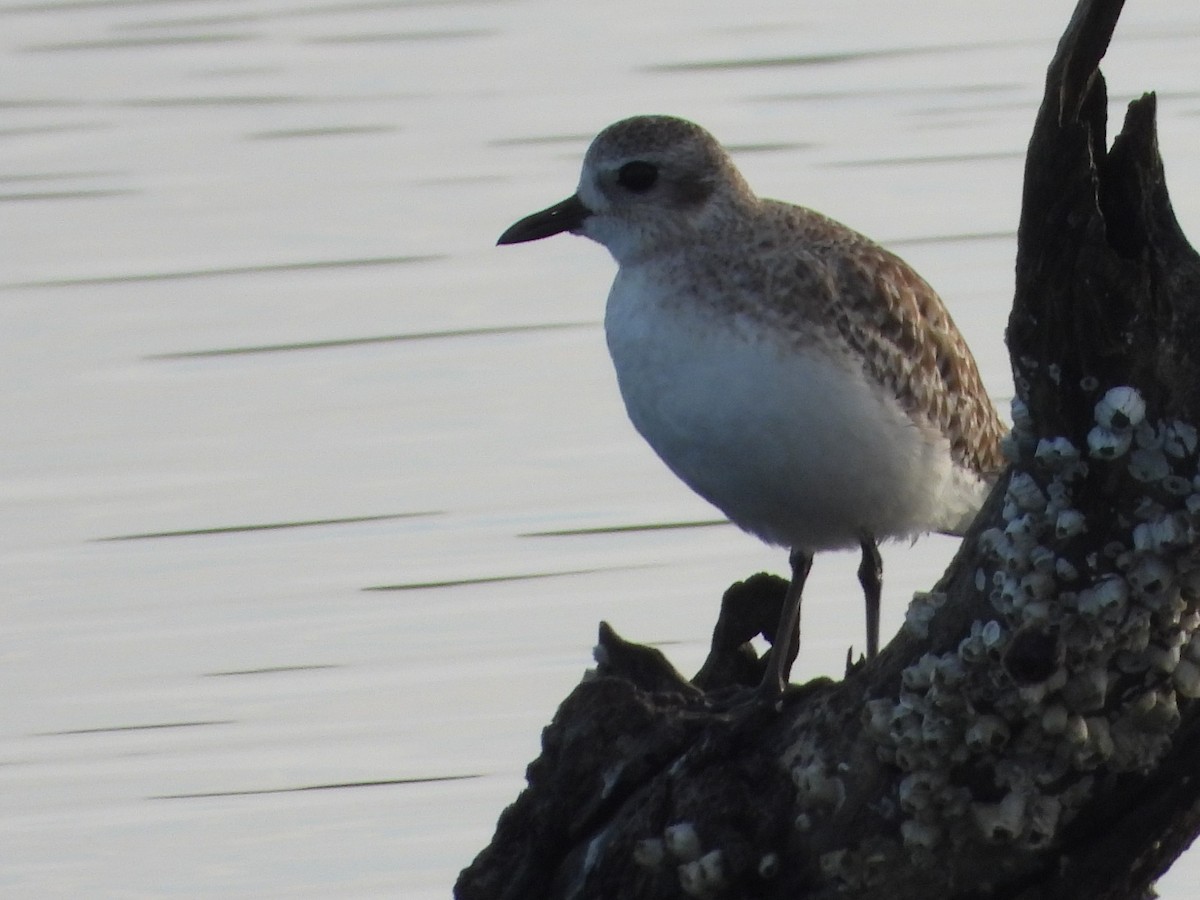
604 265 988 552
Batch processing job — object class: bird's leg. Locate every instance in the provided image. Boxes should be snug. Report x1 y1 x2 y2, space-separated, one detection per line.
857 533 882 660
758 548 813 699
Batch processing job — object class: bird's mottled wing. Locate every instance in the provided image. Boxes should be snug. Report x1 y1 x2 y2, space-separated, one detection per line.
763 204 1008 479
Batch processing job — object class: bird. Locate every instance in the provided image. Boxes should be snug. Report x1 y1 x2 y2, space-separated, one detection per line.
497 114 1006 697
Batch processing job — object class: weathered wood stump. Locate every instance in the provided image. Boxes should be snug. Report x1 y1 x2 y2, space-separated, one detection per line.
457 1 1200 896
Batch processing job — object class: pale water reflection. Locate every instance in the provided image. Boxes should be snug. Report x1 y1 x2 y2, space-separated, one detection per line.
2 1 1199 896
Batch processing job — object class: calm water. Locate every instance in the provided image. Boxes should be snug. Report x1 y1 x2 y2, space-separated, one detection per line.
4 1 1200 896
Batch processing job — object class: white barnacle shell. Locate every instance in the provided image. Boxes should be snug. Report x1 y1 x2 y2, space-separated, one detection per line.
1184 630 1200 664
793 762 845 810
1128 556 1173 599
1162 474 1193 497
959 621 1005 664
679 850 727 898
981 619 1006 651
1045 666 1069 693
1131 523 1153 553
1181 570 1200 603
965 715 1011 753
902 654 940 691
1142 642 1181 674
1129 689 1181 732
1055 509 1087 540
970 621 1007 663
1159 599 1187 630
758 852 780 880
1018 680 1050 706
920 714 957 752
1063 714 1089 746
1087 426 1133 460
1029 545 1057 573
1173 658 1200 698
1164 421 1199 458
1046 478 1072 505
1011 397 1033 433
898 770 946 815
1156 689 1182 731
977 527 1011 561
1095 386 1146 431
1020 571 1055 602
664 823 703 862
1075 717 1115 768
1022 796 1062 850
1103 540 1127 561
1150 513 1188 551
938 651 968 679
1076 576 1128 618
818 849 849 883
1035 436 1080 469
959 634 985 665
900 819 943 851
1129 448 1170 483
862 698 896 741
996 576 1022 612
1080 375 1100 392
904 591 947 639
1055 557 1080 582
697 851 727 891
972 791 1027 843
1001 497 1020 522
1124 607 1153 647
1007 472 1047 513
1005 513 1040 551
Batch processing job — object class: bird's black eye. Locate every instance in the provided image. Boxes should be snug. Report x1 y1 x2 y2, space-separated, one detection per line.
616 161 658 193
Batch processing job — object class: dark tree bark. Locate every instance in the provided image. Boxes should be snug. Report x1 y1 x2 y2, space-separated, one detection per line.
457 1 1200 897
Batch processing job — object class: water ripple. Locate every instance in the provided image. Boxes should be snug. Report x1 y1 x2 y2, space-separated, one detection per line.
147 321 597 360
98 512 436 542
154 774 483 800
6 254 441 289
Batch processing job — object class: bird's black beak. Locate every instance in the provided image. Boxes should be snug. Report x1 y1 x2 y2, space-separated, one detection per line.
497 194 592 245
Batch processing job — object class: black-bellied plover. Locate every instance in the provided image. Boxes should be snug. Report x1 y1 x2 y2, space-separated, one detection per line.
499 115 1006 696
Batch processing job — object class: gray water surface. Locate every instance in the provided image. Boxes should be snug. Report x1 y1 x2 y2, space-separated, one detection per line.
4 1 1200 896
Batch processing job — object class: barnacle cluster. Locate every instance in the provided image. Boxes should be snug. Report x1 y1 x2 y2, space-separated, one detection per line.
635 821 781 898
876 384 1200 854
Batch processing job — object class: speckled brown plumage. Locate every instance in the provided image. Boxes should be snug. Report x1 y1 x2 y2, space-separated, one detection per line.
756 203 1008 481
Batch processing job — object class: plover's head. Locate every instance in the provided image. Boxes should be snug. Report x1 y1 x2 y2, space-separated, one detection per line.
498 115 753 265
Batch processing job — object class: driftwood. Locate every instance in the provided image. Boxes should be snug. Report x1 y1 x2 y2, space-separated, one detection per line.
456 0 1200 897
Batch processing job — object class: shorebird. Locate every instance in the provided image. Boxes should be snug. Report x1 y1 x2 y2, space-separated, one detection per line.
498 115 1006 696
